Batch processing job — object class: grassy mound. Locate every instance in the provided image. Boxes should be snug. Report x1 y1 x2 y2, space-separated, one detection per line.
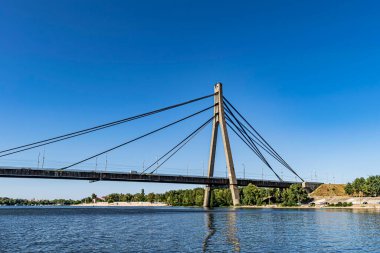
310 184 348 197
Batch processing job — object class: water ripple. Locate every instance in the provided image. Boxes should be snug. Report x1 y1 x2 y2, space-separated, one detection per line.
0 207 379 252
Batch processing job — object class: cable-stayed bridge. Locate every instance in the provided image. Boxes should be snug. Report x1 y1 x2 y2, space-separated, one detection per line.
0 83 322 206
0 167 297 188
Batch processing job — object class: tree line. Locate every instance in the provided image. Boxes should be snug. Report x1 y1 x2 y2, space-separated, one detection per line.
345 176 380 197
168 184 309 207
0 197 80 206
91 183 309 207
0 184 309 207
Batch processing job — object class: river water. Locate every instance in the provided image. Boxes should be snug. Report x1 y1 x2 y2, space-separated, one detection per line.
0 207 379 252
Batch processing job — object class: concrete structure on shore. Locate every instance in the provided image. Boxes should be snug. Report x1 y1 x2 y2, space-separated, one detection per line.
302 182 323 193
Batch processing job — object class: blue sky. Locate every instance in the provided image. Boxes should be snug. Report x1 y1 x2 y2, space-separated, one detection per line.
1 1 380 199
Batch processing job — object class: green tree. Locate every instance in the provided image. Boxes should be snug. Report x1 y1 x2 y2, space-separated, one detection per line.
120 193 133 202
106 193 121 203
344 183 354 195
365 176 380 197
242 184 265 205
281 184 309 206
212 188 232 206
345 175 380 197
91 193 97 203
194 188 205 206
154 193 163 202
274 188 282 203
352 177 366 195
146 192 156 203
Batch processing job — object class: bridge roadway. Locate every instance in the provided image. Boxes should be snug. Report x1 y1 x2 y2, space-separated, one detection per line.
0 166 301 188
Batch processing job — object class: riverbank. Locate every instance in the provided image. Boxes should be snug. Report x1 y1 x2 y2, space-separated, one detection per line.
75 201 168 207
239 204 380 210
75 201 380 210
73 196 380 209
74 203 380 210
312 196 380 205
239 195 380 210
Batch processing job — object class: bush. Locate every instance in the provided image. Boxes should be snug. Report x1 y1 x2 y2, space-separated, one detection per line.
328 202 352 207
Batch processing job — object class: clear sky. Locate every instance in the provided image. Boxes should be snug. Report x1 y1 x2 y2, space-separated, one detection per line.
1 1 380 199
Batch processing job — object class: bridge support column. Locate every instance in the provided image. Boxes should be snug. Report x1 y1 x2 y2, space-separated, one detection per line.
203 185 212 207
203 83 240 207
302 181 323 193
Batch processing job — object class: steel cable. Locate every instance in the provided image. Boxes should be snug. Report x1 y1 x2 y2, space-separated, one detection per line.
140 116 214 175
225 118 282 181
148 117 213 174
0 93 215 157
59 105 215 171
223 97 303 181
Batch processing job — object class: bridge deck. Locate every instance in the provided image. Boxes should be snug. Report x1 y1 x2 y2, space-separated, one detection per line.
0 166 300 188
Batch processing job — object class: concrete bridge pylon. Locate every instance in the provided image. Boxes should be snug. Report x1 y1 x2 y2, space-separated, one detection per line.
203 83 240 207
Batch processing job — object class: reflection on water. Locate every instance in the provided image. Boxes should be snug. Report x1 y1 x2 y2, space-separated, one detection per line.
203 211 215 252
345 208 380 214
226 211 240 252
203 209 240 252
1 207 380 252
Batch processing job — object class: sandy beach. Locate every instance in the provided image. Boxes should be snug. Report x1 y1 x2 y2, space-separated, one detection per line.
75 202 168 207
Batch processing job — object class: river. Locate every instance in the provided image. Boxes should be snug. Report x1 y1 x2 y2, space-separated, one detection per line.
0 207 379 252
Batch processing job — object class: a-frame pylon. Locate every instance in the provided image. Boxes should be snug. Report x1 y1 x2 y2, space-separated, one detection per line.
203 83 240 207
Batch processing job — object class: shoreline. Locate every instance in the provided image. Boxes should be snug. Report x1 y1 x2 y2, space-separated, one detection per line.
238 205 380 210
74 201 168 207
74 202 380 210
1 204 380 211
